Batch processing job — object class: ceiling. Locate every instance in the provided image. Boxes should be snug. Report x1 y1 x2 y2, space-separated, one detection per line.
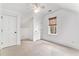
1 3 79 16
55 3 79 13
1 3 33 16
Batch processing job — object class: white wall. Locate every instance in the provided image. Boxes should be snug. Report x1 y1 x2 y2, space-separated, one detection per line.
41 9 79 49
20 16 33 40
20 13 41 41
21 28 33 40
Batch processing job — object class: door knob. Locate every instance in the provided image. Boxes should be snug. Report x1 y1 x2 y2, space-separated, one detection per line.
14 32 17 33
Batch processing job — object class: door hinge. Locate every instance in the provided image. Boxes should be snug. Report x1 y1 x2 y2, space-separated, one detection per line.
1 29 3 32
1 16 3 19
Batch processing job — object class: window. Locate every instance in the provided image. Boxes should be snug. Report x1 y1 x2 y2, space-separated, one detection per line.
48 16 57 34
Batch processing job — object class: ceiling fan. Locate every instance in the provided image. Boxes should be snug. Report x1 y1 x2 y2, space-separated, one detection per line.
32 3 45 13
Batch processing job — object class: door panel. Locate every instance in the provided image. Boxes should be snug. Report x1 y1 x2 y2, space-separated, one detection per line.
0 16 1 49
2 15 17 48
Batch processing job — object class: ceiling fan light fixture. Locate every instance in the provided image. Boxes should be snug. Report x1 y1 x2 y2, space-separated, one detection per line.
34 8 40 13
32 3 41 13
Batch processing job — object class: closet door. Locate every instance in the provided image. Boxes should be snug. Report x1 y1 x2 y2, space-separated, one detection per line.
2 15 17 48
0 15 2 49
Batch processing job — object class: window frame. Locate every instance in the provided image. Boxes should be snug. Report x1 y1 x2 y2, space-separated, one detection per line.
48 16 57 35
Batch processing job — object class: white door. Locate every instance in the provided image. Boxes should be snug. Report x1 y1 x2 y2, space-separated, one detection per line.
2 15 17 48
0 15 2 49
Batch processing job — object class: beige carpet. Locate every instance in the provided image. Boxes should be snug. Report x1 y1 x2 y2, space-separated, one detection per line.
0 40 79 56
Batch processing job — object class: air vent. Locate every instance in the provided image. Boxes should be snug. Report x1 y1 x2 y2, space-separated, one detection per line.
48 10 52 12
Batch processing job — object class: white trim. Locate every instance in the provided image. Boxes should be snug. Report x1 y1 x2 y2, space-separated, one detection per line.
0 8 21 49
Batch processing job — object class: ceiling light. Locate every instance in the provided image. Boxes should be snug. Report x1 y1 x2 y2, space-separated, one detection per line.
32 3 41 13
34 8 40 13
32 3 45 13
